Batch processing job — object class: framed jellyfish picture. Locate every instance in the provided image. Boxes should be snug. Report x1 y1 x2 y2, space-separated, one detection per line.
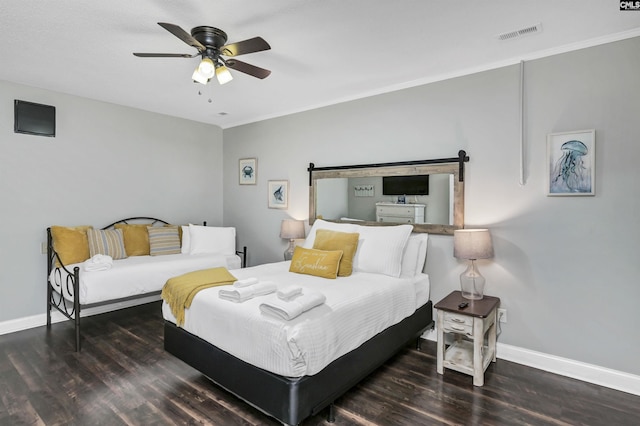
268 180 289 209
547 129 595 196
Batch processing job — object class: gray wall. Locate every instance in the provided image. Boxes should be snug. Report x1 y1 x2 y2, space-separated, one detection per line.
223 37 640 375
0 80 224 322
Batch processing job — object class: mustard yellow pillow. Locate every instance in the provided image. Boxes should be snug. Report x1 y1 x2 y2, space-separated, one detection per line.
50 225 93 266
289 246 343 279
115 223 151 256
312 229 360 277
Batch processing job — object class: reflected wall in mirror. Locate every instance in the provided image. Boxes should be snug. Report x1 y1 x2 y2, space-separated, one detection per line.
309 155 467 235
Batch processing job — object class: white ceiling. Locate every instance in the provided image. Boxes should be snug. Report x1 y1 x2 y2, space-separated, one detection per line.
1 1 639 129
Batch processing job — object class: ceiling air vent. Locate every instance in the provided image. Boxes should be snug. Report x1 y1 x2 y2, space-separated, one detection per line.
497 23 542 41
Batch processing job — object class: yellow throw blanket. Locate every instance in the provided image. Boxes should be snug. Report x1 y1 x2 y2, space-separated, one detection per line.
161 267 236 327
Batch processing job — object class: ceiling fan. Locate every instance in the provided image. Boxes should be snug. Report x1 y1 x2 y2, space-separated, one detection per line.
133 22 271 85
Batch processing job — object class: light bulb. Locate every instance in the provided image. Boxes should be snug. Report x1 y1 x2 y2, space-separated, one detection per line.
198 58 215 78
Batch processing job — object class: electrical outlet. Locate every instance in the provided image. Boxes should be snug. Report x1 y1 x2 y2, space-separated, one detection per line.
41 242 47 254
498 308 507 323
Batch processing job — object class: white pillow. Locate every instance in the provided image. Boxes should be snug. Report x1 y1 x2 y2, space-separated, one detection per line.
303 219 358 249
400 233 429 278
352 224 413 277
188 224 236 255
180 225 191 254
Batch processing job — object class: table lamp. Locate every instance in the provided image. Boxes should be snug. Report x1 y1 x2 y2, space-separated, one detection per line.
280 219 305 260
453 229 494 300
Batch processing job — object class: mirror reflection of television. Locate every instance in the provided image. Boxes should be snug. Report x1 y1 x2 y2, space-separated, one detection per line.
382 175 429 195
14 100 56 137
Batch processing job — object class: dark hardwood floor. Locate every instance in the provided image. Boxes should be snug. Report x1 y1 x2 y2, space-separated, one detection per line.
0 302 638 425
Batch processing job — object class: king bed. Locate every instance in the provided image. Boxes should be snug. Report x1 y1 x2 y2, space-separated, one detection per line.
162 220 434 425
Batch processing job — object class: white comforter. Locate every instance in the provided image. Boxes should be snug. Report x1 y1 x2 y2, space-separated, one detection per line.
162 261 430 377
50 253 242 305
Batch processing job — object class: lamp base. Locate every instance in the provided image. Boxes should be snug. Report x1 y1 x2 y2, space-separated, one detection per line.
284 240 297 261
460 260 485 300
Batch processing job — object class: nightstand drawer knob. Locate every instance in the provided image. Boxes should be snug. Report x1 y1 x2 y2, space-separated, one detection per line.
451 318 465 323
450 325 465 331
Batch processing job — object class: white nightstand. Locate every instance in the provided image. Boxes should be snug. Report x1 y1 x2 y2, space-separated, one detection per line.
435 291 500 386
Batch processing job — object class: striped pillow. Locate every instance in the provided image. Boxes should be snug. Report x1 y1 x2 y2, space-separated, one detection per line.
148 226 181 256
86 228 127 260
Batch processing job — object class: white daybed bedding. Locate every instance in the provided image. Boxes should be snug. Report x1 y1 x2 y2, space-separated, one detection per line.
50 253 242 305
162 261 430 377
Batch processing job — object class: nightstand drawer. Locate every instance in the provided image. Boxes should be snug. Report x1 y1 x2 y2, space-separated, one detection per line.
443 322 473 336
442 312 473 336
443 311 473 325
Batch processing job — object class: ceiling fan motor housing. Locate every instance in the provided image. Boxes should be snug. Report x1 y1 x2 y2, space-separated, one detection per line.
191 26 228 49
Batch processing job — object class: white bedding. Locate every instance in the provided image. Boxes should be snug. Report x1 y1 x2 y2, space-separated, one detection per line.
50 253 242 305
162 261 430 377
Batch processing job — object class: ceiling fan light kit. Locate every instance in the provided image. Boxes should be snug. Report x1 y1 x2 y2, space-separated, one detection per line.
134 22 271 86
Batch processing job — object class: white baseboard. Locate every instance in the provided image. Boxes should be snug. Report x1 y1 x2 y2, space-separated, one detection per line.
497 342 640 396
421 329 640 396
0 294 161 336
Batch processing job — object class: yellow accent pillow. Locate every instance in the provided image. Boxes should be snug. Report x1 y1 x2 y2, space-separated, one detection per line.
115 223 151 256
312 229 360 277
289 246 343 279
50 225 93 266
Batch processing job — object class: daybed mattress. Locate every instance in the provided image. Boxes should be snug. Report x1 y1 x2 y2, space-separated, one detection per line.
162 261 430 377
50 253 242 305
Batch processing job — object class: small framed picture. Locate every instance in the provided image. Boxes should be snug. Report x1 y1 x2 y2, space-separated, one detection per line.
239 158 257 185
547 129 595 196
268 180 288 209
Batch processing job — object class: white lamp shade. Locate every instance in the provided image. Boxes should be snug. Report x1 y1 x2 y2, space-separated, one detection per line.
280 219 305 240
453 229 494 260
192 68 209 84
216 65 233 85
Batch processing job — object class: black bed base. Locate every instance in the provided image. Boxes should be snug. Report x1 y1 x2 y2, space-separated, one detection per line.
164 300 434 426
46 217 248 352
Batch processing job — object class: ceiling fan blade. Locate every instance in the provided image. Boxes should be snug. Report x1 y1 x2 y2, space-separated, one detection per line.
224 59 271 79
133 53 196 58
221 37 271 57
157 22 206 52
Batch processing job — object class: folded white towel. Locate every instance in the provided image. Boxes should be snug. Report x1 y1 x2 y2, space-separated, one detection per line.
259 291 326 321
83 254 113 272
277 285 302 300
219 281 276 303
233 277 259 288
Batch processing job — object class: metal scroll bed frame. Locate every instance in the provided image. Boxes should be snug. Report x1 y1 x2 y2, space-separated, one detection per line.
164 301 434 425
46 217 248 352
